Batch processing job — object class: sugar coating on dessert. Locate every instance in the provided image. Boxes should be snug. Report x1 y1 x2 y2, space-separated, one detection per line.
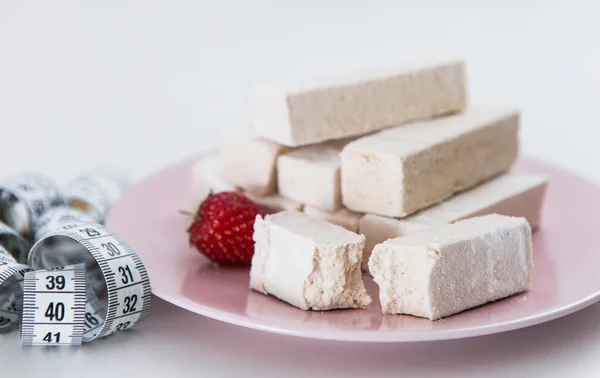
252 60 467 146
277 141 346 211
341 105 519 217
303 205 362 233
358 172 548 270
369 214 533 320
250 211 371 311
219 131 288 196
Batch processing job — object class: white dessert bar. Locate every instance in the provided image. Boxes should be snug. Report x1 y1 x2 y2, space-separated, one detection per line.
252 60 467 146
277 142 345 211
245 193 304 214
219 131 288 196
359 172 548 270
303 205 361 233
250 211 371 310
369 214 533 320
191 154 303 214
341 105 519 217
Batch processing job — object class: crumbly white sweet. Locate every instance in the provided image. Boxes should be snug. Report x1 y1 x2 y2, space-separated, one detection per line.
369 214 533 320
277 141 346 211
252 60 467 146
250 211 371 310
341 105 519 218
358 172 547 270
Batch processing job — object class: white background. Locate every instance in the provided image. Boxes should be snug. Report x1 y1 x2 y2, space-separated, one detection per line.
1 0 599 376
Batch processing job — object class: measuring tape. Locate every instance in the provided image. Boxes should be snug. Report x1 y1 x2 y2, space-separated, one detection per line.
0 222 31 334
34 207 95 242
65 169 131 224
0 220 32 264
24 221 151 345
0 171 151 346
0 245 14 261
0 173 65 240
0 248 33 334
20 264 87 345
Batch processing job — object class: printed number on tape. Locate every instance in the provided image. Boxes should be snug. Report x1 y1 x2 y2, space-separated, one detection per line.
21 265 87 345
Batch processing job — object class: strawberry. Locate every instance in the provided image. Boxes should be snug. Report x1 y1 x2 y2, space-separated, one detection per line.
183 191 265 265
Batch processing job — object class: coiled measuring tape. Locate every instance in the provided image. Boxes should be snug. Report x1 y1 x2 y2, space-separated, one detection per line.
0 245 33 334
0 221 32 334
0 222 32 333
24 221 151 345
0 220 31 264
0 173 65 240
65 169 131 224
0 171 151 346
34 207 95 242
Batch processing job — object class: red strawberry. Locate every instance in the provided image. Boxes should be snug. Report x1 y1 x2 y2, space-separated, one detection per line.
183 191 265 265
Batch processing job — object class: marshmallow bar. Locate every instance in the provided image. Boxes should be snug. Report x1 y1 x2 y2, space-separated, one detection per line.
359 172 547 270
369 214 533 319
219 131 288 196
245 193 304 214
303 205 361 233
191 154 302 214
277 142 345 211
341 105 519 217
253 60 467 146
250 211 371 311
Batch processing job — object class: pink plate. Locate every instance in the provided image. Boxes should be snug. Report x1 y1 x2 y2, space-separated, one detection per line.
107 152 600 342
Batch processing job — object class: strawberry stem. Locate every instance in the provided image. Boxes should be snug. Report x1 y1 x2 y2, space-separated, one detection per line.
179 210 196 217
179 209 202 229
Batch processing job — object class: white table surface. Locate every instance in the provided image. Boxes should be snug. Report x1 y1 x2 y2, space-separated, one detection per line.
1 0 599 376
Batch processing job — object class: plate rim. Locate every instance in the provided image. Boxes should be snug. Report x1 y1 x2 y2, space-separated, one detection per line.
108 151 600 342
151 285 600 342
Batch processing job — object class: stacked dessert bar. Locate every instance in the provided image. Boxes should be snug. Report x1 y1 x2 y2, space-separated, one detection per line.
192 59 546 319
